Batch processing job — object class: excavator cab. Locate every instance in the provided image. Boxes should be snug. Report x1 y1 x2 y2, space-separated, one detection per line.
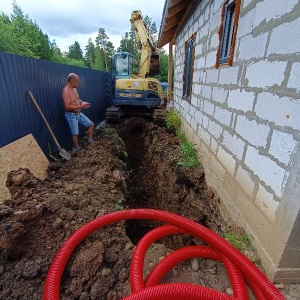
112 52 139 79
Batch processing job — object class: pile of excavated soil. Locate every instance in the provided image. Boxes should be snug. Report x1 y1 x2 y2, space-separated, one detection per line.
0 117 297 299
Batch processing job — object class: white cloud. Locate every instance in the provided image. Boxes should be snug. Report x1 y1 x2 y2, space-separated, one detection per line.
1 0 166 52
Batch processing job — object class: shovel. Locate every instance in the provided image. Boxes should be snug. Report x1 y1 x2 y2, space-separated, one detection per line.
28 91 71 160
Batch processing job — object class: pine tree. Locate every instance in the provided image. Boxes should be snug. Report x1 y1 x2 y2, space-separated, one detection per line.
68 41 83 60
84 38 96 68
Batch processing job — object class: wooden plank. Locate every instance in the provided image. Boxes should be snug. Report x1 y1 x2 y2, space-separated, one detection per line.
0 134 49 203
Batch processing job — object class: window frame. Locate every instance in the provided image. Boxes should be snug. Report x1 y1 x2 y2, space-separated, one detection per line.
215 0 241 68
182 33 196 102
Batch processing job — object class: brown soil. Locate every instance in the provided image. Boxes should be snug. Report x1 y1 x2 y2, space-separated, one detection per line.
0 117 298 299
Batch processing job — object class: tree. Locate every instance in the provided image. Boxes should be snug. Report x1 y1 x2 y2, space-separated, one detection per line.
155 52 169 83
10 1 53 60
95 28 115 71
117 30 137 56
0 12 35 57
93 46 104 70
84 38 96 68
118 14 158 58
50 39 62 56
68 41 83 60
143 15 158 44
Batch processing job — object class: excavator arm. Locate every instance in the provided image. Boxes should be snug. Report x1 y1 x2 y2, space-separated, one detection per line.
130 10 160 77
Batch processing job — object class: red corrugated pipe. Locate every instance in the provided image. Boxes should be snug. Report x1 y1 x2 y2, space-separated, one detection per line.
43 209 285 300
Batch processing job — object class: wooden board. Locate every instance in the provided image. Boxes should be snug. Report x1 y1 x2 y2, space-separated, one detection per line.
0 134 49 203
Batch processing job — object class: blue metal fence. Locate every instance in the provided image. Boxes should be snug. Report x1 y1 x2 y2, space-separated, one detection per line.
0 52 113 158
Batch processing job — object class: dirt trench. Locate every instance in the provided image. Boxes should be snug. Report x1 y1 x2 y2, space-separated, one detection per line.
117 117 228 245
0 117 287 299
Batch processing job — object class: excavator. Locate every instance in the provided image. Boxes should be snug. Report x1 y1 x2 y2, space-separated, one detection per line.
105 10 166 123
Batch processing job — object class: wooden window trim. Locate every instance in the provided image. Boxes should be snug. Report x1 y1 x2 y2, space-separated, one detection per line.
215 0 241 69
182 32 197 102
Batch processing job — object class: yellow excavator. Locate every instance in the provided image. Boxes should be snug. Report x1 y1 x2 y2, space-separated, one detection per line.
105 10 166 123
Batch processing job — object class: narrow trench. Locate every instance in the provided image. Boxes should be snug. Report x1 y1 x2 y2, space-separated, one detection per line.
115 117 217 249
117 118 161 245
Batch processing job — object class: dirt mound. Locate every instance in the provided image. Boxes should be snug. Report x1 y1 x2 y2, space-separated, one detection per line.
0 117 293 299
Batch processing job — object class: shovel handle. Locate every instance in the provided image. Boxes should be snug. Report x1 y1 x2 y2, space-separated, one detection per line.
28 91 62 150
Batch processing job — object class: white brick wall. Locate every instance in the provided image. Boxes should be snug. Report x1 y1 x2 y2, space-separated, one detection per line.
172 0 300 281
227 89 254 112
202 115 210 130
193 83 201 96
237 32 268 61
267 18 300 56
206 51 217 68
207 119 223 140
212 87 227 104
214 106 232 127
235 115 270 148
287 62 300 92
253 0 298 28
236 8 256 38
202 99 215 115
194 109 204 125
219 66 239 85
206 68 219 84
242 0 252 9
245 146 288 197
202 85 212 99
223 130 246 160
245 60 287 88
212 0 223 14
198 127 211 146
269 130 297 166
255 93 300 130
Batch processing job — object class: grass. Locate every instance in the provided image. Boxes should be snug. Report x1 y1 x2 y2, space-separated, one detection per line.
165 110 200 170
114 198 124 211
224 232 251 251
166 110 181 129
179 140 200 169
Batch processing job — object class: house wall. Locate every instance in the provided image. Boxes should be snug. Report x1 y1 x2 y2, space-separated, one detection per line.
172 0 300 282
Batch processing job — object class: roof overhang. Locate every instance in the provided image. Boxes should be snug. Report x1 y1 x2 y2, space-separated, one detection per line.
158 0 201 48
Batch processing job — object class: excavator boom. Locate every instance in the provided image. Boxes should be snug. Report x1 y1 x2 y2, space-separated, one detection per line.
130 10 160 77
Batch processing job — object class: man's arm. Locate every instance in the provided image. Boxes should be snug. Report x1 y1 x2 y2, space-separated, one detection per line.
62 89 90 110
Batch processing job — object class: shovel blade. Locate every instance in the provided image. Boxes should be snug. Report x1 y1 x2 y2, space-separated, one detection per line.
59 148 71 160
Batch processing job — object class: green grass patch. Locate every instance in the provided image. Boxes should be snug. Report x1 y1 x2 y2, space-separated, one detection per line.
225 232 251 251
165 110 181 129
165 110 200 170
114 198 124 210
178 140 200 169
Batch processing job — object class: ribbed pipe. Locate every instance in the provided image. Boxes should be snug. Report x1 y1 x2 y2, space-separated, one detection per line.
43 209 285 300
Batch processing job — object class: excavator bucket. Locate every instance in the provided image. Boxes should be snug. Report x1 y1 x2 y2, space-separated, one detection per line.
149 54 160 76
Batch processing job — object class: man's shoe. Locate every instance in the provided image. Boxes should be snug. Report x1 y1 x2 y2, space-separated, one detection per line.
73 146 81 151
88 138 93 144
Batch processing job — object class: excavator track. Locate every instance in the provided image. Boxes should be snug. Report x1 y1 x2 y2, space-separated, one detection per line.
106 105 167 125
153 107 166 126
105 106 122 124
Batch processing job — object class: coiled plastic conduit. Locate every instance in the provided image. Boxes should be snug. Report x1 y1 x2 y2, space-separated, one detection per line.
43 209 285 300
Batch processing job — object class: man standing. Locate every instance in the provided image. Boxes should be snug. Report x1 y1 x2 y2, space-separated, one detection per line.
62 73 94 151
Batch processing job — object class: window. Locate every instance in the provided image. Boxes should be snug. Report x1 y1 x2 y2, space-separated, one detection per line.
216 0 241 68
183 34 196 101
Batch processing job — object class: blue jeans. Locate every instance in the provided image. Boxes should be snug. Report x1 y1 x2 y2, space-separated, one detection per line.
65 112 93 135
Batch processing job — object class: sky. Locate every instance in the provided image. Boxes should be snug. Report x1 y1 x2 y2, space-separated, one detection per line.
1 0 167 53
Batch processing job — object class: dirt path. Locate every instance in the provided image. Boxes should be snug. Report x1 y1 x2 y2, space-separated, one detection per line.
0 117 298 299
